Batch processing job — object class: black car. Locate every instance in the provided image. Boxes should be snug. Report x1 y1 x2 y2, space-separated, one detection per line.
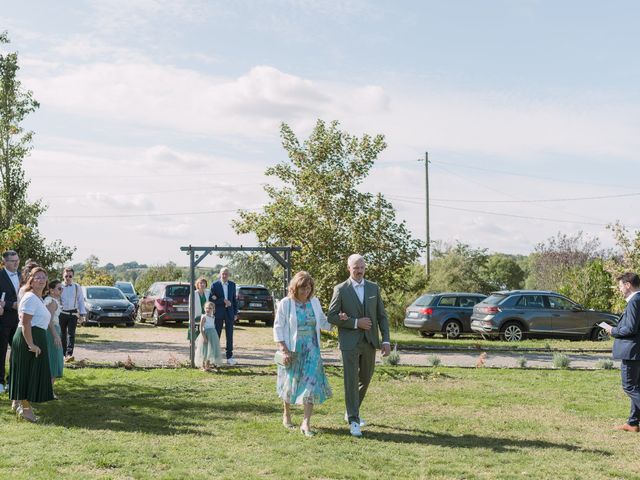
403 292 487 339
236 285 274 326
470 290 618 341
115 281 139 311
82 286 136 327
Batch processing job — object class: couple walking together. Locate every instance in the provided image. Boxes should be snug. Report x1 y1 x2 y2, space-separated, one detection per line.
273 254 391 437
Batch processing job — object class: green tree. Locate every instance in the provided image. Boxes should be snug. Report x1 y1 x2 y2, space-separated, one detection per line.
427 242 491 294
0 32 73 270
135 262 185 295
482 254 526 290
558 259 615 312
220 251 282 294
76 255 115 286
233 120 423 311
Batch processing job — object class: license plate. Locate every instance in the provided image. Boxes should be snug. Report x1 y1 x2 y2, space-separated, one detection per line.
174 305 187 311
249 302 262 308
107 312 123 317
408 312 419 318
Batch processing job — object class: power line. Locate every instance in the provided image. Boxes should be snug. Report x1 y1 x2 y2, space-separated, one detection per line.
390 191 640 204
42 207 262 219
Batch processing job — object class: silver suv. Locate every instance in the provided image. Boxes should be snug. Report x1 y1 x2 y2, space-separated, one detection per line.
470 290 618 341
404 292 487 339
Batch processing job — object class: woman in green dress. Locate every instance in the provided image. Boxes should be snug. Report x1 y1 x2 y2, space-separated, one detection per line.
188 277 208 341
10 267 54 422
44 280 64 398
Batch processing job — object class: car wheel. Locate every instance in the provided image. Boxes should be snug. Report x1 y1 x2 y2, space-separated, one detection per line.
265 318 274 327
249 319 256 325
153 309 164 326
500 322 524 342
442 320 462 339
419 331 435 338
126 322 134 327
591 326 609 341
137 309 145 323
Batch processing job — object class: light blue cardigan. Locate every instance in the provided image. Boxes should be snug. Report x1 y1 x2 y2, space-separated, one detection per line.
273 296 332 352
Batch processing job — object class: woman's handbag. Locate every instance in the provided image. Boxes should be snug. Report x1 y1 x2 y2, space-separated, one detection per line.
274 349 295 366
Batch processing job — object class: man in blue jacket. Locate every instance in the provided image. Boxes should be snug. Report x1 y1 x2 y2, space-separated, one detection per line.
603 272 640 432
208 267 238 365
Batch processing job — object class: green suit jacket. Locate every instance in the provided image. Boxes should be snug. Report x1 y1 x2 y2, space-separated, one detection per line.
327 279 390 351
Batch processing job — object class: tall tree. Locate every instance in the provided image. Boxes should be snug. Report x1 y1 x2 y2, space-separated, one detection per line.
0 32 73 269
426 242 491 294
233 120 423 308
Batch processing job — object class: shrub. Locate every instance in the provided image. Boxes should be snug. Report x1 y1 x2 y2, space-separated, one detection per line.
383 348 401 366
517 356 528 368
595 359 614 370
427 355 441 367
553 353 571 369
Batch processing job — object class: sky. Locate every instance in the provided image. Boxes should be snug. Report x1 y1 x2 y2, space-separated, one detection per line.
2 0 640 268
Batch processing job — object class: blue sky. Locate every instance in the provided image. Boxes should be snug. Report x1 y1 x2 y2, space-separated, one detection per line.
2 1 639 266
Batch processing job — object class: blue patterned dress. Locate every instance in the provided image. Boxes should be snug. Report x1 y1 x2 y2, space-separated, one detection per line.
277 301 332 405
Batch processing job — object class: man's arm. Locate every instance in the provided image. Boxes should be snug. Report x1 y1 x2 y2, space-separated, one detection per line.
231 282 238 317
612 298 640 338
77 284 87 316
377 288 391 344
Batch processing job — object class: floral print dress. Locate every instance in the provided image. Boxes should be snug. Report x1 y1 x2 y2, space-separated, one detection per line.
276 301 332 405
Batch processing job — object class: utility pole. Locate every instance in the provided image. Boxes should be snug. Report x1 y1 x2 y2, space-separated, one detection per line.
424 151 430 278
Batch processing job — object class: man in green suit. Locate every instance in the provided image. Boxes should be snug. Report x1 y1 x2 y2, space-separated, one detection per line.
328 254 390 437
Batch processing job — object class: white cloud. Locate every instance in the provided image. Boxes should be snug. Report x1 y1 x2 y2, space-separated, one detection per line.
83 193 155 211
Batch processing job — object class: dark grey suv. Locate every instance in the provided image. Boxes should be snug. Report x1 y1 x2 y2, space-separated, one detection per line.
236 285 275 326
470 290 618 342
404 293 487 339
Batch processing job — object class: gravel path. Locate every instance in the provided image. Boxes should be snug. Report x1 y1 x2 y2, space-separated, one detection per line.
71 323 619 369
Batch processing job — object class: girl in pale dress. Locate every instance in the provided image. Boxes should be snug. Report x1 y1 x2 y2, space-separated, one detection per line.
44 280 64 397
273 271 333 437
194 301 223 370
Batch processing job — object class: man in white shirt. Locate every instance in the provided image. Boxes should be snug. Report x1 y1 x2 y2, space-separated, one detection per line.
59 267 86 362
0 250 20 393
328 254 391 437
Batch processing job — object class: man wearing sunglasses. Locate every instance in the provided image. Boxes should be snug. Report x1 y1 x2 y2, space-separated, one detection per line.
59 267 86 362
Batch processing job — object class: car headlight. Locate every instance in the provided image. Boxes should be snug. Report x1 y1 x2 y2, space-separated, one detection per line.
86 303 102 311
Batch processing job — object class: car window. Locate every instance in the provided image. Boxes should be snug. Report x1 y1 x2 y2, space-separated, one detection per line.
87 287 126 300
438 296 457 307
484 294 507 305
166 285 190 297
516 295 545 308
239 288 269 296
116 283 135 294
547 296 576 310
411 294 435 307
459 296 482 308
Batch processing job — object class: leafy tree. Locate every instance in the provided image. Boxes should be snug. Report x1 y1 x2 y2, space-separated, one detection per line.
76 256 115 286
233 120 424 311
426 242 491 294
526 231 603 291
135 262 185 295
219 251 282 294
0 32 73 270
558 259 615 312
482 254 525 291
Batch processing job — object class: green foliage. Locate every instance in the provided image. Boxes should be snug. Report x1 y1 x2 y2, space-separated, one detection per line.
552 353 571 369
517 356 528 368
595 359 614 370
233 120 423 308
0 32 74 270
427 242 491 294
427 355 441 367
220 251 282 294
483 253 526 290
135 262 185 294
383 345 401 366
76 256 115 286
557 259 615 311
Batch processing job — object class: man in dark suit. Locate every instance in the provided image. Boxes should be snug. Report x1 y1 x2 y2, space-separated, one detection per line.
208 267 238 366
328 254 390 437
0 250 20 393
603 272 640 432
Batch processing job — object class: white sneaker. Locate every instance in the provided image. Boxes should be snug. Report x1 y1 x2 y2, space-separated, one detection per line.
226 357 237 366
350 421 362 437
0 384 5 394
344 412 365 426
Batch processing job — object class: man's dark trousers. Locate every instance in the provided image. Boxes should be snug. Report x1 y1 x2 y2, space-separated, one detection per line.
59 311 78 356
621 359 640 426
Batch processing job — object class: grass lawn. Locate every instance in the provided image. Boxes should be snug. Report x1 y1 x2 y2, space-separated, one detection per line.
0 365 637 479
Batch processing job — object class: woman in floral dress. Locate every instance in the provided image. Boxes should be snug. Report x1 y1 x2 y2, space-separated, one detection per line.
273 271 332 437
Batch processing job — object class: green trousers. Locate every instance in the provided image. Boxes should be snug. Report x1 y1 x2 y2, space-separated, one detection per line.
341 339 376 424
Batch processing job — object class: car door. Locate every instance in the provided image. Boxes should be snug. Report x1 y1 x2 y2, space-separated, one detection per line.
515 294 552 336
546 295 586 338
140 284 156 319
